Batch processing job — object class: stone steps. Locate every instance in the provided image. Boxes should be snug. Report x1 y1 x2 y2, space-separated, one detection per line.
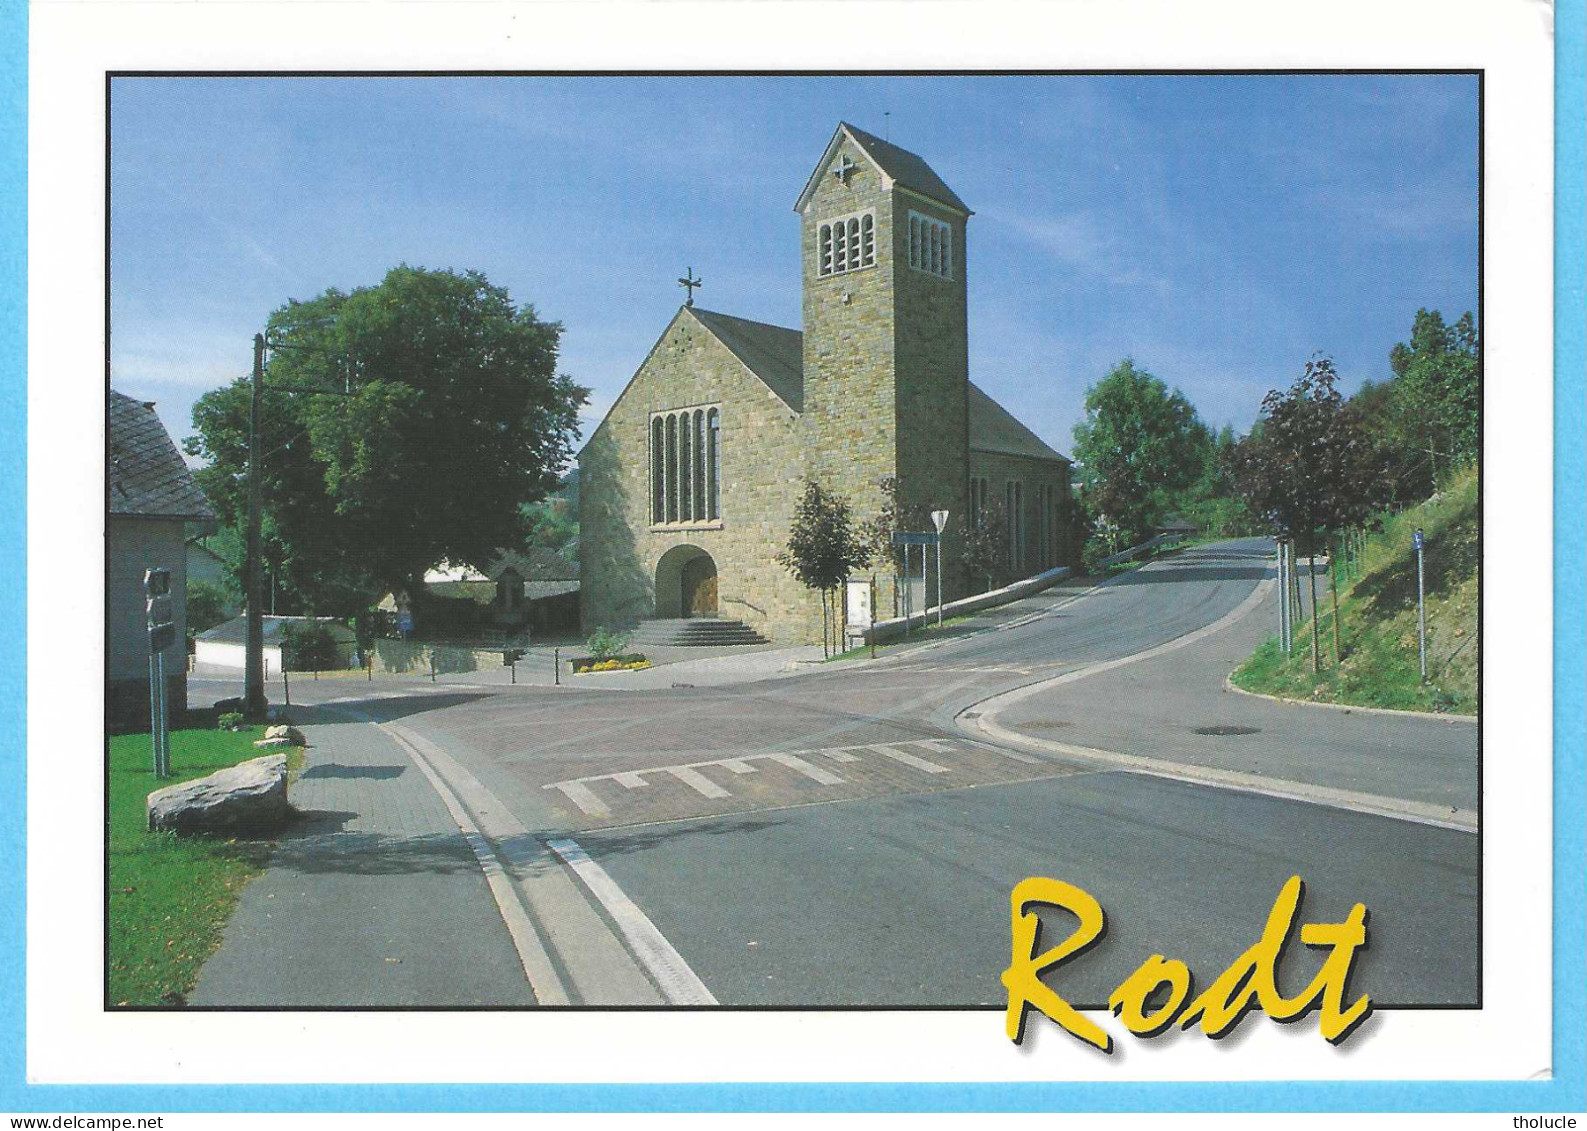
627 618 769 647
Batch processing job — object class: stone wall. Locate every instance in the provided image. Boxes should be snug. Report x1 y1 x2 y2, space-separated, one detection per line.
579 309 824 643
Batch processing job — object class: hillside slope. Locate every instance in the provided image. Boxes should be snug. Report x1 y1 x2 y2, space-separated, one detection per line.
1232 466 1478 715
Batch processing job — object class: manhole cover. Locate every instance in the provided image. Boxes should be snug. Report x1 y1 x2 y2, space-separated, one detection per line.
1022 720 1074 730
1193 724 1261 736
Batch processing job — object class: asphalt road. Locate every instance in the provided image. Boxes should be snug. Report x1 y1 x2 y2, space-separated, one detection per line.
206 539 1479 1010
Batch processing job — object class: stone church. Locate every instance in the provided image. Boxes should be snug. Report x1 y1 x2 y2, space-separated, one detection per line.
579 123 1073 644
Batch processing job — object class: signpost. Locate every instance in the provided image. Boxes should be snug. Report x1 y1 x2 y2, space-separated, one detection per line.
893 531 938 635
144 568 173 778
1414 528 1427 681
931 510 950 628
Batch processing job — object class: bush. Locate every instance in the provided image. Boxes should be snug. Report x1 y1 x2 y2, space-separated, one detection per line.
281 620 344 671
217 711 245 731
586 627 631 661
185 580 232 638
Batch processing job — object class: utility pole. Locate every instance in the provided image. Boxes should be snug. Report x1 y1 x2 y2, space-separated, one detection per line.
244 332 267 721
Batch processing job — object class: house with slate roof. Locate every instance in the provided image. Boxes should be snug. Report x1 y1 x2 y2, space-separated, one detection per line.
579 123 1073 644
108 390 215 723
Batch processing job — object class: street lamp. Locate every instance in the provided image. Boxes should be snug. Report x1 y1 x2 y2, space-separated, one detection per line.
931 509 949 628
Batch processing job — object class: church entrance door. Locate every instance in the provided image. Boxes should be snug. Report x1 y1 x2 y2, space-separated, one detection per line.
681 554 718 617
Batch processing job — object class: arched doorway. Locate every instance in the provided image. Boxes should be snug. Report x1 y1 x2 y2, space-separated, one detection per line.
681 555 718 617
654 545 719 618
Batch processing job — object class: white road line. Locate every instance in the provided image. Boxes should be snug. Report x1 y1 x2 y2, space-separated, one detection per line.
868 744 951 774
819 749 862 763
768 752 845 785
667 766 730 799
546 838 718 1006
721 759 758 774
552 780 612 818
613 772 649 789
326 708 570 1006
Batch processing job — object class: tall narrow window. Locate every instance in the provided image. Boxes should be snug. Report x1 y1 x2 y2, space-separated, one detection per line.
682 413 695 522
692 410 706 520
665 414 678 523
707 409 720 520
820 224 833 275
651 417 664 524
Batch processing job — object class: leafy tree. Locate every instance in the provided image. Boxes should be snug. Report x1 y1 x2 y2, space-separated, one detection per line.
1071 359 1211 543
184 580 231 641
1176 424 1257 537
777 480 872 657
961 492 1010 593
185 266 588 622
1384 308 1479 490
860 476 930 581
1228 355 1389 671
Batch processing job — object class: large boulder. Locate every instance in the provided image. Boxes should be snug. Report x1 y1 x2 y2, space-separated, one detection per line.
147 754 292 835
264 725 306 745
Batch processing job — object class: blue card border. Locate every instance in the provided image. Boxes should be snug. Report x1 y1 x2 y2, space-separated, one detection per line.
0 1 1581 1112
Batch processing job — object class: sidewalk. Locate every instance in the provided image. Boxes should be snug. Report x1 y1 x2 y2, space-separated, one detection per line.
190 705 537 1006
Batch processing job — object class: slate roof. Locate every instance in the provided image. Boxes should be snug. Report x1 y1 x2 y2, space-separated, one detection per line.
687 308 804 412
108 391 215 520
685 314 1067 464
838 122 971 214
966 382 1069 463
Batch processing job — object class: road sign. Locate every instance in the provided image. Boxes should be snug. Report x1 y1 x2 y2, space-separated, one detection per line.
892 531 937 546
931 510 949 534
397 611 415 635
1413 528 1424 551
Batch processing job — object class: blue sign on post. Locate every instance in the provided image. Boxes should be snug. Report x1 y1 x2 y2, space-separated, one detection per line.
892 531 938 546
1413 528 1424 551
397 611 414 639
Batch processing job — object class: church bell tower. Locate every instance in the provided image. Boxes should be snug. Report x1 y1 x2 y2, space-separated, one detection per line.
794 122 972 603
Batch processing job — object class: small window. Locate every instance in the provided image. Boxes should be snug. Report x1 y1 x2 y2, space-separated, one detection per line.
817 209 876 278
908 210 953 280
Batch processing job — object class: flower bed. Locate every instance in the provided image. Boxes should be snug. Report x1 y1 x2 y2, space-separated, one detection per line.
570 653 652 674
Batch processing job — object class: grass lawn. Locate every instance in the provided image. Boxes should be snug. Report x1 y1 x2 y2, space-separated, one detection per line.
108 725 302 1006
1230 467 1478 716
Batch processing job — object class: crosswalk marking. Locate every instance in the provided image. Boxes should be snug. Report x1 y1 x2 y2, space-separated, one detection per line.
667 766 730 799
867 744 951 774
541 735 1057 820
767 752 844 785
552 781 611 818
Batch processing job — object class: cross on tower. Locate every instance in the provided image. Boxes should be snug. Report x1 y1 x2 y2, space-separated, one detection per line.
677 266 703 307
831 154 857 183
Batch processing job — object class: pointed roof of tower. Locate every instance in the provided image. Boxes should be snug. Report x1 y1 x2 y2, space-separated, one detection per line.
794 122 972 216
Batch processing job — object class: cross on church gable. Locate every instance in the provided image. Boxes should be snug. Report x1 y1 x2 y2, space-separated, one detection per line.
831 153 858 183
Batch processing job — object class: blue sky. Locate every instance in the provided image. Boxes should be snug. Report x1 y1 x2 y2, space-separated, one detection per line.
109 74 1478 464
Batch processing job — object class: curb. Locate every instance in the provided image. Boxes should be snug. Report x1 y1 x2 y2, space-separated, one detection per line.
1221 674 1478 725
969 715 1477 833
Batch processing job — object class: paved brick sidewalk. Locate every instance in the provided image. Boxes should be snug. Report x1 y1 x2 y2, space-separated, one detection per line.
190 706 536 1007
